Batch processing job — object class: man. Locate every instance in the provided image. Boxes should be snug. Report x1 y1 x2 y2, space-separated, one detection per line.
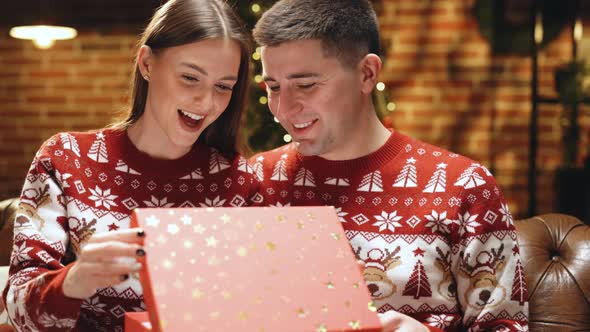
250 1 529 331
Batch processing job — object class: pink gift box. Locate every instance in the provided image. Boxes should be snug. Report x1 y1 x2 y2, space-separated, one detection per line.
130 206 381 332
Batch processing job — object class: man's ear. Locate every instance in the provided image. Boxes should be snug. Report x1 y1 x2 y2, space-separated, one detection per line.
137 45 154 79
359 53 382 95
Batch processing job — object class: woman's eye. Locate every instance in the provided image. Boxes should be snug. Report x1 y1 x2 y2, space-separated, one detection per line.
183 75 199 82
216 84 233 92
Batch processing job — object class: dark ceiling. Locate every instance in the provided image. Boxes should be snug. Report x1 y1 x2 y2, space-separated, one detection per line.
0 0 164 32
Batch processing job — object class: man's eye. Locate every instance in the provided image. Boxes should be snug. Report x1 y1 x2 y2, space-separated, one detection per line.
298 83 316 89
268 86 280 92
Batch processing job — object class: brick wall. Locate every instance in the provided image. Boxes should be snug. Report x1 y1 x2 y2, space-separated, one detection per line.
1 0 589 218
0 32 137 200
377 1 590 218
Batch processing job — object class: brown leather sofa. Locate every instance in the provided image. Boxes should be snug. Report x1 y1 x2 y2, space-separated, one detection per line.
0 198 589 331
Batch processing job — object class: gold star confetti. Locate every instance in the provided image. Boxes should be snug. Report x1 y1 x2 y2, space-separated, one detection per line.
368 301 377 312
316 324 327 332
255 221 264 231
206 236 218 247
296 308 307 318
308 212 315 221
180 214 192 225
162 259 173 269
193 224 206 234
326 281 334 289
349 320 361 329
321 304 329 312
183 313 193 321
221 291 232 300
297 221 305 229
208 256 219 266
276 215 285 223
252 296 262 305
210 311 220 320
192 288 203 299
238 311 249 321
237 247 248 257
330 233 340 240
266 241 276 251
353 282 360 289
220 214 231 224
156 235 167 244
173 280 183 289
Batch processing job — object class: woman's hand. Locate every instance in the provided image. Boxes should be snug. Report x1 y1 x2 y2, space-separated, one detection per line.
379 310 430 332
62 228 145 299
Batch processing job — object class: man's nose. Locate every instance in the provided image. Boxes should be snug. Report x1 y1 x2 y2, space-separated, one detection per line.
275 88 299 118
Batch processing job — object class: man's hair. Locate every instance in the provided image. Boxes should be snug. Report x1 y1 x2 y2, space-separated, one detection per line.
253 0 380 67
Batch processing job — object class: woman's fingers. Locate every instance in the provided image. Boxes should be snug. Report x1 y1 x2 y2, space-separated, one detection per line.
87 228 145 245
77 260 142 278
79 241 143 262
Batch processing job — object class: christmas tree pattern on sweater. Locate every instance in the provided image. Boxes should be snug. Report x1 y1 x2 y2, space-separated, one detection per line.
250 130 529 332
3 128 257 332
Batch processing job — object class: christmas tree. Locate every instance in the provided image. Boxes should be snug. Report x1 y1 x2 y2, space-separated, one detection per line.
235 0 394 154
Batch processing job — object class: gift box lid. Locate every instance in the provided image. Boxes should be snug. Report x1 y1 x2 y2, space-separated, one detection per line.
131 206 381 332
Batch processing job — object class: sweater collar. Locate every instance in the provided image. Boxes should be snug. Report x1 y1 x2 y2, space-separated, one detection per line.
105 127 209 178
298 130 411 177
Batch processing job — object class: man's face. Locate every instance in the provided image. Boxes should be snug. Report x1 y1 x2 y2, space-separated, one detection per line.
261 40 365 159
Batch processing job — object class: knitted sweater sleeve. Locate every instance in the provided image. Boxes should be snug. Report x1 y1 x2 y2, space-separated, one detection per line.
2 135 83 331
448 167 529 332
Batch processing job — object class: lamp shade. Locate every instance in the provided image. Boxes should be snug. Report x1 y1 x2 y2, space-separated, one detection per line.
9 25 77 49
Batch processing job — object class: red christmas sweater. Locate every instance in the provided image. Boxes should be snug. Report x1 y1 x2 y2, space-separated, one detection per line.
250 130 529 332
2 128 256 332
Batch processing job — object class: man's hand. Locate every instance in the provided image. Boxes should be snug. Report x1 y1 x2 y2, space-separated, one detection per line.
379 310 429 332
63 228 145 299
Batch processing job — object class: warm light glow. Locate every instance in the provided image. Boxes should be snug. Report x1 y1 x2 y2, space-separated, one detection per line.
251 4 261 13
283 134 292 143
534 13 543 45
252 52 261 61
387 102 396 112
254 75 263 83
259 96 268 104
9 25 77 49
574 18 583 42
376 82 386 91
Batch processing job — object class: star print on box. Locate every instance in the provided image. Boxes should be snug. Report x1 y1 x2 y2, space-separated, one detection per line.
128 207 382 332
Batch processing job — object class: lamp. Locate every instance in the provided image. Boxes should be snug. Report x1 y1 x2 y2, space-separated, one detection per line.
9 25 77 49
9 0 77 50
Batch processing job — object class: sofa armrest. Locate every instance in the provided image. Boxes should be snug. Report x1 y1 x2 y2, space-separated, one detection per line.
0 266 9 325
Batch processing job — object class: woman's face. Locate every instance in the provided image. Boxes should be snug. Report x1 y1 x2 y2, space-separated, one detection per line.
139 38 241 152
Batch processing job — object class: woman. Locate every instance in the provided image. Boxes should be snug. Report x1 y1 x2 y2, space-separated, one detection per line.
2 0 254 330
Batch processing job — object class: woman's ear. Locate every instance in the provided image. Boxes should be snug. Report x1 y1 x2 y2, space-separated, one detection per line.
137 45 153 80
359 53 382 95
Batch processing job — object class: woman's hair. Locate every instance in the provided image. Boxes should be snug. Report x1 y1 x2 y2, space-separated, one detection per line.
120 0 251 156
